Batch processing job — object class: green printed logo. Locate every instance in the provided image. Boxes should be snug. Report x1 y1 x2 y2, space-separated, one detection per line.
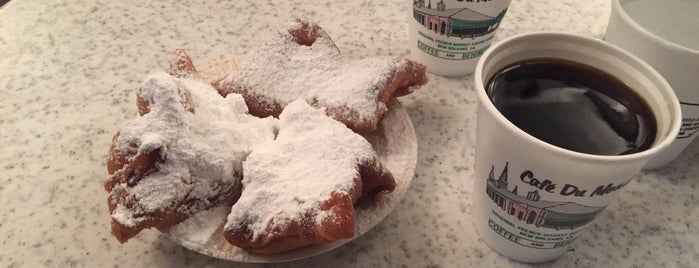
417 40 439 56
488 218 519 243
416 40 489 60
489 210 584 249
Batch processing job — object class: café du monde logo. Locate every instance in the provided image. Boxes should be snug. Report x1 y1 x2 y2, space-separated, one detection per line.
485 163 605 230
412 0 507 39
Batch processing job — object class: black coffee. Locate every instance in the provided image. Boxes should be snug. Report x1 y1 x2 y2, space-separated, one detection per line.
486 58 656 155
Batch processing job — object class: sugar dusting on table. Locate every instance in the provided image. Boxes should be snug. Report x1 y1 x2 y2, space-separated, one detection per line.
166 205 229 245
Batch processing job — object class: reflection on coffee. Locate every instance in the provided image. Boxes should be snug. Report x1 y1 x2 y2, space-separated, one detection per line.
486 58 656 155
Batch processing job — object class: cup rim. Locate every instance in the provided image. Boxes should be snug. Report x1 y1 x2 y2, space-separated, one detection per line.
612 0 699 55
474 31 682 163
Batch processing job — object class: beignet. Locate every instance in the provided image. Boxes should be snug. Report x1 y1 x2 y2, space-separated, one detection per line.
223 100 395 254
218 18 427 133
106 50 277 243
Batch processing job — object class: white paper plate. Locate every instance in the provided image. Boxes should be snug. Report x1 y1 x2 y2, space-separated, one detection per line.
160 57 417 263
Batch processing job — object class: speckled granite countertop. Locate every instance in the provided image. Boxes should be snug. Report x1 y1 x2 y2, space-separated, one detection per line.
1 0 697 267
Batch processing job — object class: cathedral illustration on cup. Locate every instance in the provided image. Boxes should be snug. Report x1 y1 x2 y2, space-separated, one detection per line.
485 163 605 230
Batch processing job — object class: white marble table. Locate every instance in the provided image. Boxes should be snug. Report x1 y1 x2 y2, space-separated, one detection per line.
1 0 697 267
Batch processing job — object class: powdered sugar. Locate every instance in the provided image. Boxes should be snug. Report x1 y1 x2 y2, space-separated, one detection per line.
109 72 278 227
161 98 417 262
223 19 408 122
224 100 376 241
153 55 417 262
111 204 140 227
166 205 229 246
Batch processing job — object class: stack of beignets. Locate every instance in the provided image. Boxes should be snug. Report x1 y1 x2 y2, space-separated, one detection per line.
105 19 427 254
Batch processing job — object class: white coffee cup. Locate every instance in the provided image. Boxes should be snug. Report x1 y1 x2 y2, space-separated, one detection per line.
606 0 699 169
407 0 512 77
472 32 681 263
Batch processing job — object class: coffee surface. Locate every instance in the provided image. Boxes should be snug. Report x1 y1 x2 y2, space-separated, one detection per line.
487 58 656 155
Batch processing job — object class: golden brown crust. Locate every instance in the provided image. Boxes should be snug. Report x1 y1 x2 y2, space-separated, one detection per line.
169 48 204 80
359 159 396 202
105 133 163 192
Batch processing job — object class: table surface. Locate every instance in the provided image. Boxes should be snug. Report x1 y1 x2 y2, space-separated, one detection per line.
1 0 697 267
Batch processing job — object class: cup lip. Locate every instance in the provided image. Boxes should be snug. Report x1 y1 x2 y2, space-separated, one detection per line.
474 31 682 163
611 0 699 55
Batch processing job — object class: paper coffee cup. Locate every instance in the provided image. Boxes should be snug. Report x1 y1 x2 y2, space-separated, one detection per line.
408 0 511 77
606 0 699 169
471 32 681 263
